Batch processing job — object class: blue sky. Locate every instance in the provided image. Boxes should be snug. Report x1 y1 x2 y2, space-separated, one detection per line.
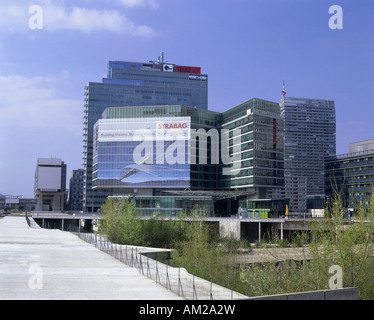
0 0 373 197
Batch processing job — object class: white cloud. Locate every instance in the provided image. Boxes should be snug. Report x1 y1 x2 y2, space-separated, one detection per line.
0 3 29 33
0 71 81 132
0 71 83 196
0 0 155 36
0 71 68 103
117 0 158 9
43 5 154 35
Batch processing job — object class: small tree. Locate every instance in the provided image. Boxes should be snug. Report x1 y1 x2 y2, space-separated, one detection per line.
173 210 221 279
239 189 374 299
290 189 374 299
99 197 141 245
309 189 374 299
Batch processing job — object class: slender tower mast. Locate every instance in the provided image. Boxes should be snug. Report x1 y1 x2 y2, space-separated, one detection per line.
280 80 286 116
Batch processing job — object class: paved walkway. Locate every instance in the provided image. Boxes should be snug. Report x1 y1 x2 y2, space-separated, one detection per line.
0 216 182 300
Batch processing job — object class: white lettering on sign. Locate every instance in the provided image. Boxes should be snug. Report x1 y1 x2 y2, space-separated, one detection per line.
158 123 188 129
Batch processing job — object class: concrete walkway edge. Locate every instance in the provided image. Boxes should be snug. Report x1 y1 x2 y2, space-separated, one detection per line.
0 216 183 300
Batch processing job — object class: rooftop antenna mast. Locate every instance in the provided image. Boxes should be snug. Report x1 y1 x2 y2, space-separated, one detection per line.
280 80 286 116
158 52 165 64
282 80 286 98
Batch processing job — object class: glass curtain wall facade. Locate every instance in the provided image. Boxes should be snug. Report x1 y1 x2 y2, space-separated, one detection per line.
92 100 285 216
92 105 220 216
219 98 285 198
326 149 374 214
130 196 213 216
94 105 221 191
106 61 208 110
93 117 191 189
284 97 336 215
83 60 208 212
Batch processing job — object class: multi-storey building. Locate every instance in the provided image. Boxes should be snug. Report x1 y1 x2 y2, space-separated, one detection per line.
34 158 67 211
83 56 208 212
349 139 374 153
92 98 285 217
283 97 336 216
93 105 219 215
68 169 84 211
0 194 36 213
326 140 374 214
84 58 337 218
219 98 285 193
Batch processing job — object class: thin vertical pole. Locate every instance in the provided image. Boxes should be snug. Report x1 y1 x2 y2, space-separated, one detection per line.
258 222 261 242
281 222 284 241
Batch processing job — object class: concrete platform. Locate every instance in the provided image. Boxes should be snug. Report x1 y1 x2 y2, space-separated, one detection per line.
0 216 182 300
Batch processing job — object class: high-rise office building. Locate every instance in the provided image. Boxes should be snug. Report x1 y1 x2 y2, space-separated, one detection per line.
83 55 208 212
283 97 336 215
220 98 286 217
219 98 285 193
69 169 84 211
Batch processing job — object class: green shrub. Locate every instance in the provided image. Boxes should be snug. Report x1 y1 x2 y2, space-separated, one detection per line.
99 197 142 245
140 215 188 248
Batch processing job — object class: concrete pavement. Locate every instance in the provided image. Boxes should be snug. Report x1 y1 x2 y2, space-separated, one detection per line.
0 216 183 300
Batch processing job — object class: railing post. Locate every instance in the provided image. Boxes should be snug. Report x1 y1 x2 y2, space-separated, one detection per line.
131 248 134 267
135 248 138 270
147 256 151 278
178 267 184 297
193 273 197 300
166 260 171 290
156 256 160 284
119 245 124 263
139 253 144 275
210 278 213 300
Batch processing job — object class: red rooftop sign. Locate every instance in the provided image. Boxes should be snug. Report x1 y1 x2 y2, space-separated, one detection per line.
175 65 201 74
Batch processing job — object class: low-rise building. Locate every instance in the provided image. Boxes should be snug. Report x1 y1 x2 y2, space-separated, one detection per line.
325 140 374 215
34 158 67 211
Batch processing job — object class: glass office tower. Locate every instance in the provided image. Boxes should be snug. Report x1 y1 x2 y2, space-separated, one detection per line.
92 105 220 216
219 98 285 193
283 97 336 215
93 105 221 188
83 58 208 212
219 98 285 216
68 169 84 211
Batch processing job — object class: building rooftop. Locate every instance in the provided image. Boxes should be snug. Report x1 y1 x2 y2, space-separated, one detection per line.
327 148 374 160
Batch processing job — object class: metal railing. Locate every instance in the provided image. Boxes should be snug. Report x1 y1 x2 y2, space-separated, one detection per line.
72 231 246 300
24 214 246 300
